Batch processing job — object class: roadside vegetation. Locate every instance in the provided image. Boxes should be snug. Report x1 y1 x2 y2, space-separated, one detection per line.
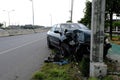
31 49 119 80
31 57 118 80
32 63 76 80
111 36 120 45
78 0 120 40
31 49 81 80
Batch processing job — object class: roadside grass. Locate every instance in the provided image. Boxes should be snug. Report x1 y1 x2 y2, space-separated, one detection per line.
31 63 75 80
32 58 120 80
88 76 113 80
112 35 120 39
31 48 119 80
31 59 116 80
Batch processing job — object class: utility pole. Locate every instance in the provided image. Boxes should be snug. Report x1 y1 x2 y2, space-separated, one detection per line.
30 0 35 25
49 14 52 26
29 0 36 33
3 10 15 26
70 0 74 22
90 0 107 77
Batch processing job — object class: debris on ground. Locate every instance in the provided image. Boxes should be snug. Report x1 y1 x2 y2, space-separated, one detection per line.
44 50 69 66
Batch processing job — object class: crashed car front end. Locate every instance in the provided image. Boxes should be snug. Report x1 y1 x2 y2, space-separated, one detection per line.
62 29 111 61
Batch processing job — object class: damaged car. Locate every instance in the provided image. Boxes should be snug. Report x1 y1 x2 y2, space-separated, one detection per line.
47 23 111 61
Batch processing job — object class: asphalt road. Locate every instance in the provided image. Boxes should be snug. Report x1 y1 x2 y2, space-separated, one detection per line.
0 32 50 80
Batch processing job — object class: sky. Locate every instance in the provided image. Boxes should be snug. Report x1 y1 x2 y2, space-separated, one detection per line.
0 0 91 26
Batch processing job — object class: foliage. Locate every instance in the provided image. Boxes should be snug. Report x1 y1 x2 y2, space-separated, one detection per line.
105 20 110 28
78 1 91 28
106 21 120 28
113 21 120 27
0 23 3 28
106 0 120 39
32 63 72 80
106 0 120 14
79 0 120 39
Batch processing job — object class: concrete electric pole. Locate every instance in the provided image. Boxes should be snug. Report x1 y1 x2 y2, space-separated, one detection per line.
3 10 15 26
30 0 35 25
70 0 74 22
90 0 107 77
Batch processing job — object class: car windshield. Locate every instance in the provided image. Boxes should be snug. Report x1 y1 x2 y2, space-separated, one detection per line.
78 24 89 30
61 23 88 31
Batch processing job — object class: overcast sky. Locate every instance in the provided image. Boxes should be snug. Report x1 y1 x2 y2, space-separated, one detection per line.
0 0 91 26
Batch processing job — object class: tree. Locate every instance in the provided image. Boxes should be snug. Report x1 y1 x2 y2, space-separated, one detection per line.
79 0 120 39
78 1 92 28
0 23 3 28
113 21 120 27
106 0 120 39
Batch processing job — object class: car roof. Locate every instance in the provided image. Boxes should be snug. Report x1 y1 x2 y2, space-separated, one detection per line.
59 23 83 25
58 23 89 30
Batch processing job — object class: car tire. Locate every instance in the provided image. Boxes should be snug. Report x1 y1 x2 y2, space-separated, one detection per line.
47 37 53 49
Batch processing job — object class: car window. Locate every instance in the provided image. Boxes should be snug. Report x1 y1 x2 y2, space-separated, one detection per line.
78 24 88 30
50 25 57 31
61 24 80 31
55 24 62 32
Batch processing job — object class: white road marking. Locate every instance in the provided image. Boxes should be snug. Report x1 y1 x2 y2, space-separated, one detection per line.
0 37 45 55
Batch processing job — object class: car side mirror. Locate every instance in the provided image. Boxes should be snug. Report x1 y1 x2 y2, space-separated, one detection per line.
54 30 62 35
54 30 60 33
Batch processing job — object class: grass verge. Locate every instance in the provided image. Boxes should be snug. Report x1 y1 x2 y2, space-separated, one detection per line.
32 60 120 80
31 63 77 80
31 48 120 80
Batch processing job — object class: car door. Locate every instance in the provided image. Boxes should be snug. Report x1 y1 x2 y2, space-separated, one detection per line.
47 24 57 46
52 24 62 48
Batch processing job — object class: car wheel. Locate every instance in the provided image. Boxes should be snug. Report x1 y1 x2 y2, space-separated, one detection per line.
47 37 53 49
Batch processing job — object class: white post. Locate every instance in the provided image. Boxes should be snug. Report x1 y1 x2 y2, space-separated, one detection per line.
30 0 35 25
3 10 15 26
116 26 118 32
49 14 52 26
90 0 107 77
70 0 74 22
